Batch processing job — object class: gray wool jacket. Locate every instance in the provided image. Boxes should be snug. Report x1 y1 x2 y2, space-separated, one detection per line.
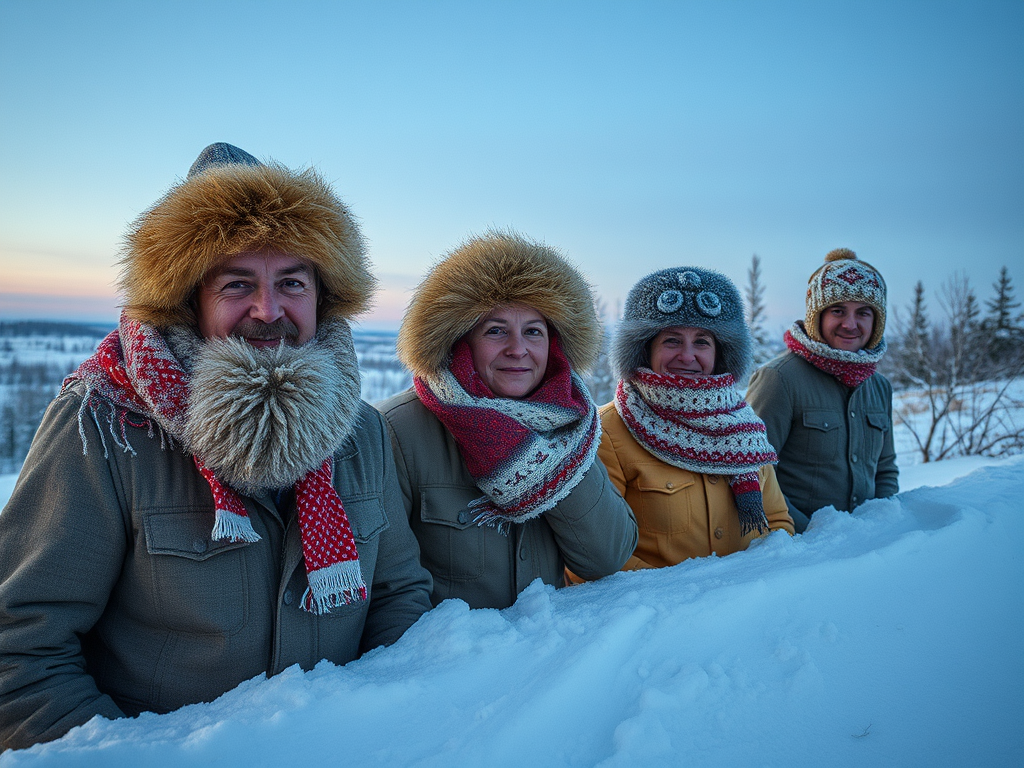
746 351 899 532
0 386 432 751
377 389 638 609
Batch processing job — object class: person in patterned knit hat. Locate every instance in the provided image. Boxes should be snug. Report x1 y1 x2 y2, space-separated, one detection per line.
569 266 793 578
747 248 898 533
0 143 432 750
377 230 638 609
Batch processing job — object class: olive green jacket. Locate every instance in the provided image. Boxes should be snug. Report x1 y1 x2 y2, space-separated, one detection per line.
746 352 899 532
377 389 638 609
0 386 432 751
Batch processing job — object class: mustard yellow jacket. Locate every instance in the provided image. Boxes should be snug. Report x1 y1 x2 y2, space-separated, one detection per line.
598 403 794 570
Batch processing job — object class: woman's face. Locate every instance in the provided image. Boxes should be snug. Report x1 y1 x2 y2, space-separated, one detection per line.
467 304 550 398
649 326 717 377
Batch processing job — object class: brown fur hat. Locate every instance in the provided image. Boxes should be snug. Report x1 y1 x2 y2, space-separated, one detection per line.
119 143 374 328
397 230 602 378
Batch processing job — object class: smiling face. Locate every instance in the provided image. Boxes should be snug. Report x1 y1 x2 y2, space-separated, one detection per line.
819 301 875 352
466 304 550 399
648 326 717 377
195 248 318 347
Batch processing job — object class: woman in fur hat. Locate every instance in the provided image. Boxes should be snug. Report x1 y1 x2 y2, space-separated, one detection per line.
377 231 638 609
585 267 793 573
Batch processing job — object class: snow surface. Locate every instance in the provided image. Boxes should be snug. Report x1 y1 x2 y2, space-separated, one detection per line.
1 456 1022 767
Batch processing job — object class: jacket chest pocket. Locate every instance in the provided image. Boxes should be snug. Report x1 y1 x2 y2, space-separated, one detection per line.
799 410 842 458
862 411 889 461
633 465 695 534
416 485 488 581
141 508 252 635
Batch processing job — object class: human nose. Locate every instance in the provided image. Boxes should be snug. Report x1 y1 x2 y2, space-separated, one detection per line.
677 343 697 362
249 286 284 323
503 331 528 357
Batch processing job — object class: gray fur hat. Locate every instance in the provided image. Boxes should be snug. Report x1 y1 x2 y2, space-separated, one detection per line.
612 266 753 381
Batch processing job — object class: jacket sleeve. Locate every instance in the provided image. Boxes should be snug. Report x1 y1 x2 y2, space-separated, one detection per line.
746 365 811 532
0 394 127 750
873 378 900 499
542 455 638 581
359 410 433 653
759 465 795 535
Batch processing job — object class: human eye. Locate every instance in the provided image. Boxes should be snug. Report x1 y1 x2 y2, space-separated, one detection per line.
281 278 307 294
219 279 250 295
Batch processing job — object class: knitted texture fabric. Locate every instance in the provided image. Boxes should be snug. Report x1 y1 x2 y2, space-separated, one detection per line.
414 335 599 530
615 369 778 535
64 314 366 613
805 248 887 348
785 321 886 389
612 266 753 382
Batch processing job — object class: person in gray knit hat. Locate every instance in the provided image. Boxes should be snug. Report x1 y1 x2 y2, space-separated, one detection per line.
571 266 793 578
0 143 432 750
746 248 898 533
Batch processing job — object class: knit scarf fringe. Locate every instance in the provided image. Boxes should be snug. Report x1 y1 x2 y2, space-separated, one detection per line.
64 313 366 612
414 336 599 533
615 369 778 535
784 321 886 388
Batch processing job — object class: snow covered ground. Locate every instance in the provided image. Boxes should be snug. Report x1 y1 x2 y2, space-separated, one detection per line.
1 455 1022 767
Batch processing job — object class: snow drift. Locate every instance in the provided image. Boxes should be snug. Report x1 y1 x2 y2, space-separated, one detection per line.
1 457 1022 767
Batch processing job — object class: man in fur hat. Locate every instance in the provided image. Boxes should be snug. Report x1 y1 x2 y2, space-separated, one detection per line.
746 248 898 532
0 143 432 750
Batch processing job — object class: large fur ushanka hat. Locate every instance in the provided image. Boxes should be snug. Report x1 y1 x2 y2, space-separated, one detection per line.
613 266 753 381
397 230 601 378
118 142 374 328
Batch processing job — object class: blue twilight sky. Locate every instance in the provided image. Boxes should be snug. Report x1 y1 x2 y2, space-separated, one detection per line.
1 0 1021 333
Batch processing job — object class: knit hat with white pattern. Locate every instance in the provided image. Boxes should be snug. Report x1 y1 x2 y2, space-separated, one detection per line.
805 248 887 349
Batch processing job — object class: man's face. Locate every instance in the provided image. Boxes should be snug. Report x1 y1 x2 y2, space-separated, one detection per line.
819 301 875 352
195 249 318 347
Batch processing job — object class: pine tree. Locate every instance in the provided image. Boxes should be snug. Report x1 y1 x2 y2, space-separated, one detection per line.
982 266 1024 373
744 253 774 366
983 266 1021 332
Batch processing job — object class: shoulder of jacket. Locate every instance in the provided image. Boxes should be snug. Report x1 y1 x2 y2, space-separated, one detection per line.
375 386 420 416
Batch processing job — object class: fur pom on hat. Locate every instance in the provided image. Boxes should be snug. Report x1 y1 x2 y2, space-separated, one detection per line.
805 248 886 349
397 230 601 378
119 142 374 328
613 267 753 381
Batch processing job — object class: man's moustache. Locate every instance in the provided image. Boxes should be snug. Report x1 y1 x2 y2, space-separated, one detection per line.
231 320 300 341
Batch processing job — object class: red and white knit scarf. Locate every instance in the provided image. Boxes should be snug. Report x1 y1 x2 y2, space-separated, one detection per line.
784 321 886 388
414 335 599 530
65 314 366 613
615 369 778 535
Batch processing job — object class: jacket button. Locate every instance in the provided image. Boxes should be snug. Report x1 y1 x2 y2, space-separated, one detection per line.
714 528 724 539
665 481 674 489
457 510 470 524
823 422 829 428
283 589 294 606
192 539 206 553
852 455 859 463
708 476 718 484
850 411 856 418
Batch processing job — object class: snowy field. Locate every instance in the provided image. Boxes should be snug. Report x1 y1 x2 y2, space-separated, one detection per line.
1 453 1021 767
